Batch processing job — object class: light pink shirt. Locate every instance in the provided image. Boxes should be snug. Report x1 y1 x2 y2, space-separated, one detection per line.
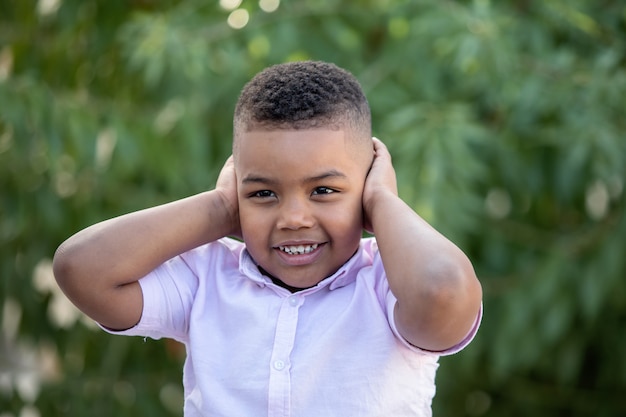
105 237 481 417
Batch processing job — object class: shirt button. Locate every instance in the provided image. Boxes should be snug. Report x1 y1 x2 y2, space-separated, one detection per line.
288 296 298 307
273 360 286 371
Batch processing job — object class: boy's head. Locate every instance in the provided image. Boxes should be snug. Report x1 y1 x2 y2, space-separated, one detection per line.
232 61 374 289
233 60 371 147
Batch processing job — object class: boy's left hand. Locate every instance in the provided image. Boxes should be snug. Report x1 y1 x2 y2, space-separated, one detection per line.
362 137 398 234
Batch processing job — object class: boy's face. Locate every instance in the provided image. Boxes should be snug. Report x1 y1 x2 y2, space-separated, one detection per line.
235 128 372 289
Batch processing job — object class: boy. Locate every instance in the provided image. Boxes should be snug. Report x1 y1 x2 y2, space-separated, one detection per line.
53 61 482 416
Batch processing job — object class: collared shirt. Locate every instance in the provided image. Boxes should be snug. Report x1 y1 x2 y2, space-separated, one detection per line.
104 237 481 417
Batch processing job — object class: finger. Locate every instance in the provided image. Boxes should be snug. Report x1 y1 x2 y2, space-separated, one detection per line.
371 138 391 161
371 137 387 152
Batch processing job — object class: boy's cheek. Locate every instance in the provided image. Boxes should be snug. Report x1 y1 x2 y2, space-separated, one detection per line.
237 206 256 233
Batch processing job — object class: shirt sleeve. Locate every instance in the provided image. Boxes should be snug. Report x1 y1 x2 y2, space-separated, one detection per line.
385 294 482 356
98 250 200 344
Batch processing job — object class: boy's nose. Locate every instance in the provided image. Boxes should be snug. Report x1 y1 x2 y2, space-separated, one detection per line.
277 198 315 230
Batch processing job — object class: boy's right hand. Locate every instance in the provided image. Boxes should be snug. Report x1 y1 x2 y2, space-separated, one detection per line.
215 156 242 239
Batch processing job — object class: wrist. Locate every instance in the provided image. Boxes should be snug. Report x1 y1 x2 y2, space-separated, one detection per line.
362 188 398 233
211 189 241 239
363 188 396 218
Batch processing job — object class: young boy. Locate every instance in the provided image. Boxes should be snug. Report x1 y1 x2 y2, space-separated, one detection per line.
53 61 482 416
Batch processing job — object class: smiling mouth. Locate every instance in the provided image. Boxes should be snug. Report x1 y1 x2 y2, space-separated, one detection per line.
277 244 319 255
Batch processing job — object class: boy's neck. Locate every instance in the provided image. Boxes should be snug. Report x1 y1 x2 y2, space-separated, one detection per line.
258 266 313 293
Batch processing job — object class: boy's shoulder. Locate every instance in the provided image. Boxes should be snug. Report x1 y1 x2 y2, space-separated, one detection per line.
192 237 245 255
177 237 245 272
360 235 378 252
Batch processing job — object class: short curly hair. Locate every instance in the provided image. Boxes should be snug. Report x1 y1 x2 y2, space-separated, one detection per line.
233 61 371 141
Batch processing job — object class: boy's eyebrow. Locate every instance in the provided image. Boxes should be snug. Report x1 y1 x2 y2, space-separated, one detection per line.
241 169 347 185
305 169 348 182
241 175 278 185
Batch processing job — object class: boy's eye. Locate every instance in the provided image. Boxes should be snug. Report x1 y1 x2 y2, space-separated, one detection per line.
312 187 335 196
252 190 276 198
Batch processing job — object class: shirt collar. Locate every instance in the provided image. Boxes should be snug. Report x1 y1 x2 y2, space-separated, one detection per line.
238 242 370 294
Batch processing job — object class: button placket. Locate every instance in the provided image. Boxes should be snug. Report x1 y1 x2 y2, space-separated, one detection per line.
267 295 303 417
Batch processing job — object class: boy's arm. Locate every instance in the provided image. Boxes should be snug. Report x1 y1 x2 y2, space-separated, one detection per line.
363 139 482 352
53 157 240 331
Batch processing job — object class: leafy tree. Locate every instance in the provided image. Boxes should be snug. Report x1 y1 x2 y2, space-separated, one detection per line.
1 0 624 416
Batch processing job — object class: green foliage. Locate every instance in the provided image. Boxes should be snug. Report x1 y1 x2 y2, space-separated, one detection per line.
1 0 625 415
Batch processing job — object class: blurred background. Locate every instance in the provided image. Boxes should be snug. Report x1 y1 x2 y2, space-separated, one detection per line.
1 0 625 416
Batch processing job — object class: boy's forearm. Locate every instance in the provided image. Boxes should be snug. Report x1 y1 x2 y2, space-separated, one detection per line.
369 191 482 351
54 190 234 291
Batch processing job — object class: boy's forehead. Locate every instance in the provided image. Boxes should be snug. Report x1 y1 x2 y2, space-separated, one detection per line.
234 127 367 155
234 128 373 174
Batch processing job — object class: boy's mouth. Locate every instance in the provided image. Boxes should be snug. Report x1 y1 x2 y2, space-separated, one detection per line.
277 244 319 255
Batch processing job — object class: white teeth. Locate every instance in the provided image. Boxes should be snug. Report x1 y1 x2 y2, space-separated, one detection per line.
278 244 319 255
